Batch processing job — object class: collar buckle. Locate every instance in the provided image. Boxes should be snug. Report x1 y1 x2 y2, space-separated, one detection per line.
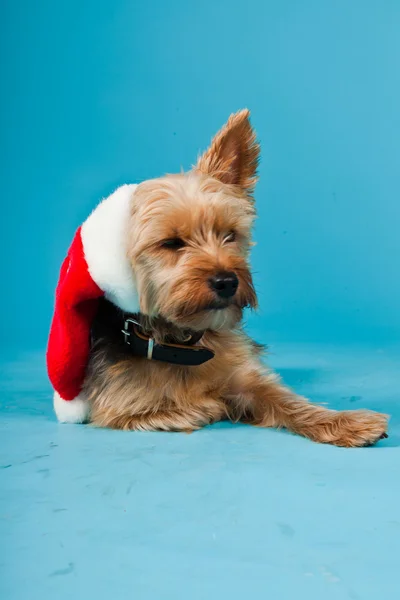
121 318 140 345
122 317 155 359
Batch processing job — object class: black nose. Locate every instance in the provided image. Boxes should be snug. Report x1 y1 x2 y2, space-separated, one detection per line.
209 272 239 299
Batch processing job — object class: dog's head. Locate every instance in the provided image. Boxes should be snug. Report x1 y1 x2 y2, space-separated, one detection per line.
128 110 260 331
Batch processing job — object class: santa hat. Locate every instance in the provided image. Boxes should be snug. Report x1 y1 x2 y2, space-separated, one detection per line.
47 184 140 424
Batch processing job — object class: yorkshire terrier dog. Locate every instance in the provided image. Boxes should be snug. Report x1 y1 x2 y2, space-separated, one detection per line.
83 110 388 446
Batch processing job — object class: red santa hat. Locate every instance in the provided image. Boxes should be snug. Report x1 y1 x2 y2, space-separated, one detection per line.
47 184 140 424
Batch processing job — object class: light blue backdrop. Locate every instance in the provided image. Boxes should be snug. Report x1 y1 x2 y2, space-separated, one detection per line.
2 5 400 600
1 0 400 350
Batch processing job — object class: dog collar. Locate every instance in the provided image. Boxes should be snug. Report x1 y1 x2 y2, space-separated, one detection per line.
120 317 215 366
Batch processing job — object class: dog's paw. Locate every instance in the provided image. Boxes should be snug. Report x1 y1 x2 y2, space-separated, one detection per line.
317 410 389 448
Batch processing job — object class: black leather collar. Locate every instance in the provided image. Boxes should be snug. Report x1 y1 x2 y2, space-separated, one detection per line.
91 299 215 366
120 317 215 366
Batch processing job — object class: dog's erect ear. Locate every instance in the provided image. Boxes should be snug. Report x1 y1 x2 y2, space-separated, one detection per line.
195 109 260 193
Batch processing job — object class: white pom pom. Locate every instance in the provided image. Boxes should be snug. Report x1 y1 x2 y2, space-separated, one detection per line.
53 391 90 424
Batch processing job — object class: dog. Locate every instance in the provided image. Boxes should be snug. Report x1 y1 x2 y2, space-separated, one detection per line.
82 110 388 446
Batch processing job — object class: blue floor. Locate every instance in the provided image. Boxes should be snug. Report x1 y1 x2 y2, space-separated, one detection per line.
1 344 399 600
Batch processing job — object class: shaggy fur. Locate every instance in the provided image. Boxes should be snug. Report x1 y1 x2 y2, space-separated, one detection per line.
84 109 388 447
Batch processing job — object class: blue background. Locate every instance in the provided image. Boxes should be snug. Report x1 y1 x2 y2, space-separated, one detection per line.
1 3 400 600
2 0 400 349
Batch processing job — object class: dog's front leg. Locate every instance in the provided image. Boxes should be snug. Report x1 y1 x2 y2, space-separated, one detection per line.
227 365 388 447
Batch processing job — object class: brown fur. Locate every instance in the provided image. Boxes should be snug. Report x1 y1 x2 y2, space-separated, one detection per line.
84 110 389 447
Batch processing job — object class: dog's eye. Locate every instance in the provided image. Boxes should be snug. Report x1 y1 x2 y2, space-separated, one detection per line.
162 238 186 250
225 231 237 243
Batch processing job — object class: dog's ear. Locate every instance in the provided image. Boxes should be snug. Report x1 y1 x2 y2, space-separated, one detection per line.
195 109 260 193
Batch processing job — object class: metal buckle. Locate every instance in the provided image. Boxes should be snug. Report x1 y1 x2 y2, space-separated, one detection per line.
122 318 155 359
121 318 140 345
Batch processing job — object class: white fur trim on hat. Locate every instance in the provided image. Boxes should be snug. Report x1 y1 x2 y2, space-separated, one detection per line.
81 184 140 313
53 391 91 424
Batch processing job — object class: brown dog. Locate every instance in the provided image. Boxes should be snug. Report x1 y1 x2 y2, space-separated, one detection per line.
84 110 388 446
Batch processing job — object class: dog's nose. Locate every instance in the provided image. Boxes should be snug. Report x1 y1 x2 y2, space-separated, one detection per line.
209 272 239 299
